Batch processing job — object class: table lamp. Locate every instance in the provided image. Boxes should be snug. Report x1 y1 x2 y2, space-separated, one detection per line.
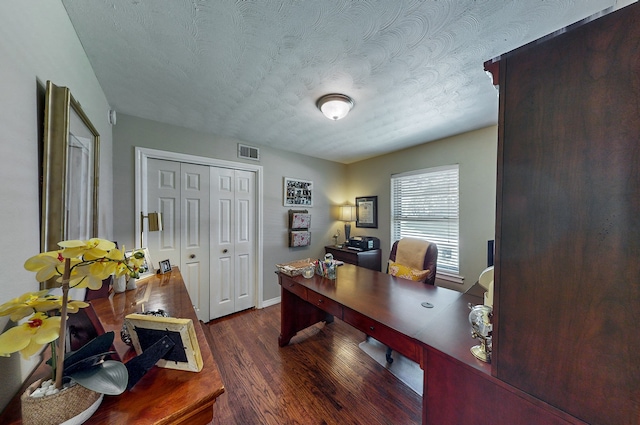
339 205 356 242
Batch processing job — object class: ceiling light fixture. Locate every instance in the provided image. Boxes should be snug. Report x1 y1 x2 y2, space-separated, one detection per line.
316 94 354 120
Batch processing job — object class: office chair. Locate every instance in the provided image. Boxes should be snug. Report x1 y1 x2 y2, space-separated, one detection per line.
385 237 438 362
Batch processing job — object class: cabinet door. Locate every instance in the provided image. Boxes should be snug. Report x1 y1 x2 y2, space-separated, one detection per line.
494 5 640 425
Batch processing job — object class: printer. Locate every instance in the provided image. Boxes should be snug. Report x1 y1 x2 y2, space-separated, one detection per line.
347 236 380 251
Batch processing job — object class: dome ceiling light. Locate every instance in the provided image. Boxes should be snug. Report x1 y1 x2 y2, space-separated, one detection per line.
316 94 354 120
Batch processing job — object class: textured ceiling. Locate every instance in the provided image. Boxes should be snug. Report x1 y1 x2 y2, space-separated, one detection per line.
61 0 621 164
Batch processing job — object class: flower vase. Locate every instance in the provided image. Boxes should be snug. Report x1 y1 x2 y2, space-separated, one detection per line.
21 379 103 425
126 276 137 291
113 275 127 293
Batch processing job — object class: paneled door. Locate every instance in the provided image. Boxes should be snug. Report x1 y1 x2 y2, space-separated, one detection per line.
145 157 257 322
210 167 256 320
146 159 211 321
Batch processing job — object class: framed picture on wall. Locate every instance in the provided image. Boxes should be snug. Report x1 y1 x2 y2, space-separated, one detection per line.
283 177 313 207
356 196 378 228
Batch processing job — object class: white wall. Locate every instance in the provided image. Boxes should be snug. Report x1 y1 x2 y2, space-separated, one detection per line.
0 0 113 411
346 126 498 292
0 1 498 411
112 114 347 303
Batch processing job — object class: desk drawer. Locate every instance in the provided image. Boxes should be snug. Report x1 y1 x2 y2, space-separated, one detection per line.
281 278 308 300
307 292 343 318
343 308 419 362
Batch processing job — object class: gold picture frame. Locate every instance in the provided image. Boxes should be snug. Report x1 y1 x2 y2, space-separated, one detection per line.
41 81 100 254
124 313 203 372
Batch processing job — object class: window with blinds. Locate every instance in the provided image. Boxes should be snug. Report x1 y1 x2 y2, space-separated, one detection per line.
391 165 460 274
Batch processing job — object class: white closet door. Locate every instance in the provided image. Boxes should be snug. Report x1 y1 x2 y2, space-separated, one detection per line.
210 167 235 319
234 170 255 312
146 158 181 265
210 167 256 320
180 162 210 322
146 159 210 321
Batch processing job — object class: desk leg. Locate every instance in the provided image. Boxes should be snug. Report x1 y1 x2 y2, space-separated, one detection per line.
279 286 334 347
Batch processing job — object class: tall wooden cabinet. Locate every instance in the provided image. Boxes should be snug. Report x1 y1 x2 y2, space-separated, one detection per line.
492 4 640 425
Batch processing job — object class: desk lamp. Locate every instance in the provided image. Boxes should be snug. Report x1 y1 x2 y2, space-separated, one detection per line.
339 205 356 243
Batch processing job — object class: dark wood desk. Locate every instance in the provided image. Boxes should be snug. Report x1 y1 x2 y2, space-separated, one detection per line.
1 269 225 425
324 245 381 271
278 264 469 364
278 264 584 425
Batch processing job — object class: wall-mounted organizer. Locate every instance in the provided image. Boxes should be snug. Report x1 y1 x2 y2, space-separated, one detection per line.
288 209 311 247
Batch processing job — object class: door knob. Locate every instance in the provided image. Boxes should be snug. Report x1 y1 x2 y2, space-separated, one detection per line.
190 254 196 259
223 249 228 253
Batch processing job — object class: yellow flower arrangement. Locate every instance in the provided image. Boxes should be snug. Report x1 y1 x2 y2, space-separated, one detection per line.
0 238 145 391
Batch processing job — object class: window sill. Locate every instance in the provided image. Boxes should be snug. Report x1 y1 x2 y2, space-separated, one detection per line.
436 271 464 285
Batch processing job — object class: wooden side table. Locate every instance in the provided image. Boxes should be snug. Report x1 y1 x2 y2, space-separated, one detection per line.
324 245 382 272
0 268 225 425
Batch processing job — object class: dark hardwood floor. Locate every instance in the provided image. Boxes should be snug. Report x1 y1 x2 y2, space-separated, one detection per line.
203 305 421 425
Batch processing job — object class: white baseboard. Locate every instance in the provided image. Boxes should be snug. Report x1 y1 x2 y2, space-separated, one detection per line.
261 296 281 308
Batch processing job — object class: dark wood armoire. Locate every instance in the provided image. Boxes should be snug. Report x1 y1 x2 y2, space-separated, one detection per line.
490 3 640 425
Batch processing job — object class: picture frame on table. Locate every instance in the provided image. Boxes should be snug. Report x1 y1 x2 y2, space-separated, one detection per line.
125 247 155 281
356 196 378 228
159 259 172 274
123 313 203 372
65 302 120 361
283 177 313 207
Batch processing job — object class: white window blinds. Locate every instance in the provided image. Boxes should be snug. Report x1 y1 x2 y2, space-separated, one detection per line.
391 165 460 274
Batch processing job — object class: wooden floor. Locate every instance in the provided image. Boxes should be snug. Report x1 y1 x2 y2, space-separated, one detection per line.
203 304 421 425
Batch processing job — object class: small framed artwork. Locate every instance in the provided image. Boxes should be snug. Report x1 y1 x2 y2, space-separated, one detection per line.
159 259 172 274
125 247 155 281
356 196 378 228
289 230 311 247
124 313 203 372
284 177 313 207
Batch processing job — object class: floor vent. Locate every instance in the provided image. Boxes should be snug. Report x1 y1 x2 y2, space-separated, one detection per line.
238 144 259 161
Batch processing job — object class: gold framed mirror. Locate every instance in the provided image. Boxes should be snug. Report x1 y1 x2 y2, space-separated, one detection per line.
41 81 100 255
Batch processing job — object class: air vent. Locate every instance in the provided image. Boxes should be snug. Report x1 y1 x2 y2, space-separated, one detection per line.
238 144 259 161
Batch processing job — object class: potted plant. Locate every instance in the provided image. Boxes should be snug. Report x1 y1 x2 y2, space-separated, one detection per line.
0 238 146 425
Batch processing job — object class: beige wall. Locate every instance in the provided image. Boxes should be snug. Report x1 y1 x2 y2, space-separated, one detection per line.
112 114 347 302
114 116 497 302
346 126 498 292
0 0 114 410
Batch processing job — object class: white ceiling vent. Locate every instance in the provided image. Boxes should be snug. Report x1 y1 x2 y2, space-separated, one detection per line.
238 144 260 161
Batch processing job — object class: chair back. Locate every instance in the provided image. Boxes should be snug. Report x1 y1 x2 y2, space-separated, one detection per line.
389 238 438 285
